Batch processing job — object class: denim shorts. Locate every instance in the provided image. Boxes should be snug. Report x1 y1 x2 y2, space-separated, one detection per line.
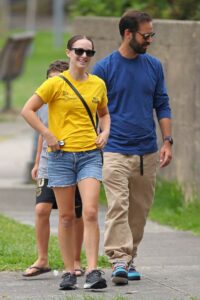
47 149 102 187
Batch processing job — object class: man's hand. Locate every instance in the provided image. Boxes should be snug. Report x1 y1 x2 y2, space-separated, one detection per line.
160 142 172 168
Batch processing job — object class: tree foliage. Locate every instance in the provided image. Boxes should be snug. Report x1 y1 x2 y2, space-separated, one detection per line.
69 0 200 20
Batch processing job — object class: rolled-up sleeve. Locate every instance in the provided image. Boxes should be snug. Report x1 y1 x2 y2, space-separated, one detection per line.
153 63 171 120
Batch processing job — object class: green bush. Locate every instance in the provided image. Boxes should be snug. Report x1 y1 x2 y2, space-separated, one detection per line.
69 0 146 17
69 0 200 20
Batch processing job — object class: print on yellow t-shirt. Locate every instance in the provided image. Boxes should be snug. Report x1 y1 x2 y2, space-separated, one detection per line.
35 70 108 152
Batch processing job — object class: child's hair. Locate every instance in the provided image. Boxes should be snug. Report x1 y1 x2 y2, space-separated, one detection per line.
46 60 69 78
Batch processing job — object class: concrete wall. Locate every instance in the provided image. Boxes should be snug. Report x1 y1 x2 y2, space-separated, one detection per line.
73 16 200 200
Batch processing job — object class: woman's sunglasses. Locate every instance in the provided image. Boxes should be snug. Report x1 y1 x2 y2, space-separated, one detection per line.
71 48 96 57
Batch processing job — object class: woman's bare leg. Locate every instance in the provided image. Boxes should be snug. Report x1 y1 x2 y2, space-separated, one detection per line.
53 186 76 273
74 217 84 273
78 178 100 271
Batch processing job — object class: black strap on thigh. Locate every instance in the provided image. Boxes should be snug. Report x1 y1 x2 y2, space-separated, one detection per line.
140 155 144 176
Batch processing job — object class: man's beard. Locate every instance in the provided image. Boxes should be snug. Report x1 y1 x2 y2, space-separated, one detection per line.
129 37 149 54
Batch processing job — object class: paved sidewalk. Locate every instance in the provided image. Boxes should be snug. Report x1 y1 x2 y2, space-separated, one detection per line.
0 116 200 300
0 115 34 186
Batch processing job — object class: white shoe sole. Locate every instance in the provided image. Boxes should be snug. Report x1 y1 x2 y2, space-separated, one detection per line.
84 279 107 289
112 276 128 285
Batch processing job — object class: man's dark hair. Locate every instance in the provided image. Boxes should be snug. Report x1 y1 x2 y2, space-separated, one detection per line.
119 10 152 37
46 60 69 78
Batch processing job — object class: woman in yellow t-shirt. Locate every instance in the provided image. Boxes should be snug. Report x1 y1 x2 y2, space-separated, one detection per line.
21 35 110 290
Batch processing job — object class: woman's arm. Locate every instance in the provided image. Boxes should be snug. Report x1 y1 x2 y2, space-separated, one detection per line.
96 106 110 149
21 94 60 151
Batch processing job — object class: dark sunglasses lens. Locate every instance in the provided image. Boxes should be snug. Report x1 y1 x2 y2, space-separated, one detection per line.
74 48 84 56
86 50 95 57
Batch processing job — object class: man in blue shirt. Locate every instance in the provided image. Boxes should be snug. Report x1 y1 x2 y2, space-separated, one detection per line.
93 10 173 285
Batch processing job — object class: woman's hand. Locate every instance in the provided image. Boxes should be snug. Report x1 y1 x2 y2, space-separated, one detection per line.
43 130 60 152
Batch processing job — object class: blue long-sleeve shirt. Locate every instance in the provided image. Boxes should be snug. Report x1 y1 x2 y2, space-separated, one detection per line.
93 51 171 155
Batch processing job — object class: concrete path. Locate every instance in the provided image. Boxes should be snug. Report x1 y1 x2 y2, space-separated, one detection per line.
0 116 200 300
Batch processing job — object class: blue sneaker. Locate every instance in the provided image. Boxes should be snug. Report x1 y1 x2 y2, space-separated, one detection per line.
111 262 128 285
128 264 141 280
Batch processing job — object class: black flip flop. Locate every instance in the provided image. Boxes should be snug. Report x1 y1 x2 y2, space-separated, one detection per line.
23 266 51 277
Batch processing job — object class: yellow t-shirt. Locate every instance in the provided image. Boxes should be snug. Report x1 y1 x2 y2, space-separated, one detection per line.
35 70 108 152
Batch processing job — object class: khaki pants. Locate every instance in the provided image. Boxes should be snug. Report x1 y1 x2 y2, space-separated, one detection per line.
103 152 158 264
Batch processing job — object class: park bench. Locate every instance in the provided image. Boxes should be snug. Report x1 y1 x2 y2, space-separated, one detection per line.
0 32 34 111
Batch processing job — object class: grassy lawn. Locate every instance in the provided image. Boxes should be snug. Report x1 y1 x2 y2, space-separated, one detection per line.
0 31 70 111
150 178 200 235
0 214 62 271
0 213 110 271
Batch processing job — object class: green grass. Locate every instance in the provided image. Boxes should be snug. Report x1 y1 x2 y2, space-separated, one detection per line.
99 184 107 206
0 31 70 111
150 178 200 235
0 214 61 271
0 214 110 271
